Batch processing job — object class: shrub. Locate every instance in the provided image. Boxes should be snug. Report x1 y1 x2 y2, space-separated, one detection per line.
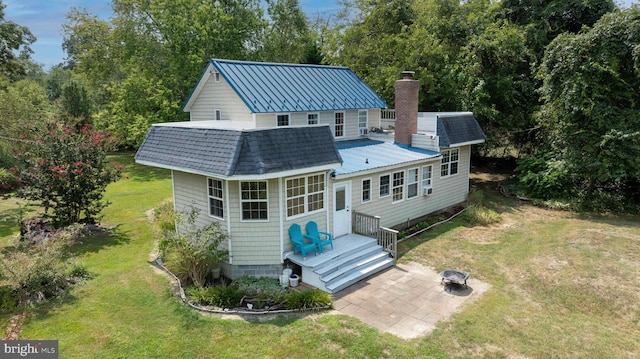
284 289 332 310
233 276 287 303
463 204 502 226
153 200 175 232
0 168 17 193
158 207 228 288
12 120 122 226
0 240 69 306
187 283 244 309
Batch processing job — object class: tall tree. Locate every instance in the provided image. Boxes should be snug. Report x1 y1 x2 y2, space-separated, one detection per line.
260 0 312 63
536 8 640 203
0 1 35 84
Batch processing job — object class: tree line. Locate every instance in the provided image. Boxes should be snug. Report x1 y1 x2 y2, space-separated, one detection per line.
1 0 639 212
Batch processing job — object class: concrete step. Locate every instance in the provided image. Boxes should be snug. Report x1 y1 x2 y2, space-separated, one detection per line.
314 244 384 277
320 251 391 283
325 256 395 293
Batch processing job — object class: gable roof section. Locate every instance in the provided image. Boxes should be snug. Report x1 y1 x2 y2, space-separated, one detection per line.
437 113 486 148
135 124 342 178
183 59 388 113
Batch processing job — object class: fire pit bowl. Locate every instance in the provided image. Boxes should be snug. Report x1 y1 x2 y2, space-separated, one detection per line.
439 269 469 288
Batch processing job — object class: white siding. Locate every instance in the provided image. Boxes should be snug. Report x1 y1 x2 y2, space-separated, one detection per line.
171 171 283 266
330 146 472 229
189 75 253 123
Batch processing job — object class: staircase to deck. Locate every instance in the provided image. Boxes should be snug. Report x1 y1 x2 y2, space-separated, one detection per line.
285 234 395 294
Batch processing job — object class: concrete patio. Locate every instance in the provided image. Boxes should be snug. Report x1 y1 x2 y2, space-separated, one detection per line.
331 261 490 340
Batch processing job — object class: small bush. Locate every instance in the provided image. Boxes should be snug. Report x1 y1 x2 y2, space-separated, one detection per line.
0 286 18 312
187 284 244 308
0 168 17 193
158 206 227 288
284 289 332 310
0 240 69 306
68 262 94 280
153 200 175 232
463 204 502 226
233 276 287 303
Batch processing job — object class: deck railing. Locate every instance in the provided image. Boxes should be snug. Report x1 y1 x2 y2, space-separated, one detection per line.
352 211 398 259
380 109 396 120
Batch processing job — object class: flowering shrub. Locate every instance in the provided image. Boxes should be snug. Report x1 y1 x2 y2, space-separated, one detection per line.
13 120 122 226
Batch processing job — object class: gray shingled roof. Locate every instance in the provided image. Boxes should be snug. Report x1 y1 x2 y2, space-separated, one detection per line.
135 125 342 177
437 114 486 148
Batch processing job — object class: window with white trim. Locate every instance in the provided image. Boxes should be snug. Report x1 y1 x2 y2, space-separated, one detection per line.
286 173 325 218
240 181 268 220
441 148 459 177
334 112 344 137
392 171 404 202
358 110 368 136
407 168 419 199
362 178 371 203
208 178 224 219
214 109 221 121
422 165 433 190
214 72 220 82
307 113 319 125
379 174 390 197
277 114 289 126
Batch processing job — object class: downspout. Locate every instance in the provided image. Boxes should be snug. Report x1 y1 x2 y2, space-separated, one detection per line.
279 177 284 263
225 180 232 264
326 170 332 233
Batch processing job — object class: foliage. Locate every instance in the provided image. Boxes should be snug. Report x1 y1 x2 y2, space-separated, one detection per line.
153 199 175 232
232 276 287 302
516 156 575 200
60 80 93 126
0 1 35 83
462 203 501 226
0 237 68 308
536 8 640 208
259 0 313 63
13 121 122 226
0 168 16 192
186 283 244 309
158 206 228 288
284 288 332 310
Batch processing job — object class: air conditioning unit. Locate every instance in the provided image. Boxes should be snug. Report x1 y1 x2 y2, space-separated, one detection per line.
422 187 433 196
359 128 368 136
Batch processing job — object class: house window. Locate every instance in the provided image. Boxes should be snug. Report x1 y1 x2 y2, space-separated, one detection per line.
407 168 419 199
307 113 319 125
334 112 344 137
358 110 368 136
208 178 224 219
441 148 460 177
277 114 289 126
422 165 433 192
379 174 390 198
215 109 221 121
392 171 404 202
286 173 325 218
362 178 371 203
214 72 220 82
240 181 268 220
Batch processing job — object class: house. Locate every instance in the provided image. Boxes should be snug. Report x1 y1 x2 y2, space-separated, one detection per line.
135 59 485 293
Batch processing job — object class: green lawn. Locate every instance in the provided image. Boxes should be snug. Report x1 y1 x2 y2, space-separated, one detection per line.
1 155 639 358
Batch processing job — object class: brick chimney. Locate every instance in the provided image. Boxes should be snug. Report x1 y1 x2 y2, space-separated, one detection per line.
394 71 419 146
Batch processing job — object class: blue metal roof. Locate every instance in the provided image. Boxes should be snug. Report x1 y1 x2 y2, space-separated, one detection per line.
335 139 441 176
206 59 388 113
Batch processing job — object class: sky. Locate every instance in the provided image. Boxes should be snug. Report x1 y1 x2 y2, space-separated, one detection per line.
4 0 638 71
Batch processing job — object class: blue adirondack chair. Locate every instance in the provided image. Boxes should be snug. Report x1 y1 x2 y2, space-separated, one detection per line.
289 224 317 260
306 221 334 253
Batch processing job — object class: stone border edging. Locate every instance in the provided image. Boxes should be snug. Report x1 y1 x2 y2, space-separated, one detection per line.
150 258 330 316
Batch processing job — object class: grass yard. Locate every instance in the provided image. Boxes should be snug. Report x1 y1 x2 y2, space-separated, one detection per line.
1 155 639 358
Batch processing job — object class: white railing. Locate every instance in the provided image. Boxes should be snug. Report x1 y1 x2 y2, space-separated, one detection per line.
352 211 397 259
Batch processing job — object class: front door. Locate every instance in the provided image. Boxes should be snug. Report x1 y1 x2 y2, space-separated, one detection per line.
333 181 351 237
